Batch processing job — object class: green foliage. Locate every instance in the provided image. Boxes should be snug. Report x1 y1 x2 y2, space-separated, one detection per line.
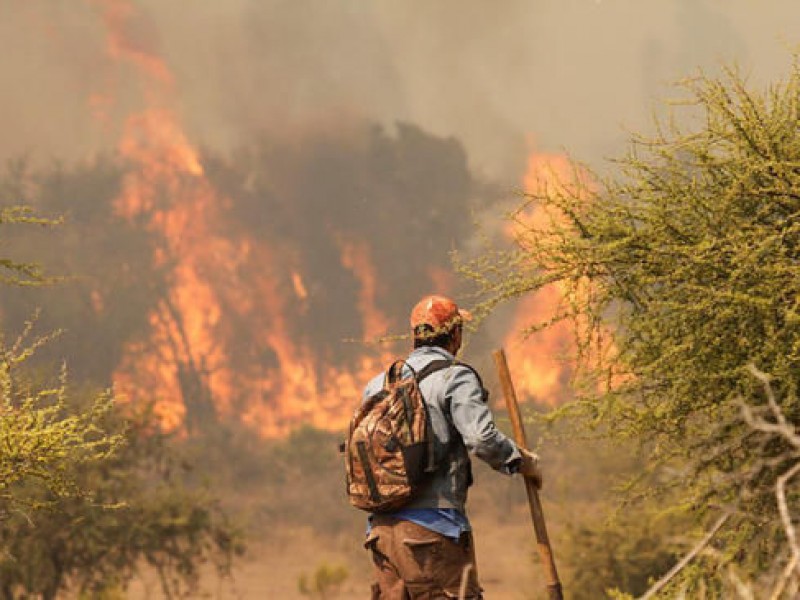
0 318 121 511
298 562 349 599
0 402 244 599
0 314 241 598
469 58 800 593
0 194 121 507
562 509 679 599
0 202 59 286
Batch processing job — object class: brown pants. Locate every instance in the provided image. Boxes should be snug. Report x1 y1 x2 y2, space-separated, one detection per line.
365 516 483 599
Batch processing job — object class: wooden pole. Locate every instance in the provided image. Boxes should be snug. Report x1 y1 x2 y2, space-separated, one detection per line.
493 348 563 600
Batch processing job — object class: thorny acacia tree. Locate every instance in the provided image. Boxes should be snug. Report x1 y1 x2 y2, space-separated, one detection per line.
0 205 119 509
469 59 800 596
0 403 242 600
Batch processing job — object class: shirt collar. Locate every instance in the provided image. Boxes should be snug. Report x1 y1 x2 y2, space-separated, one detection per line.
409 345 456 361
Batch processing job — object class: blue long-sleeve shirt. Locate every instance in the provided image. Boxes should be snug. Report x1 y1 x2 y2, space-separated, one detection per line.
363 345 520 538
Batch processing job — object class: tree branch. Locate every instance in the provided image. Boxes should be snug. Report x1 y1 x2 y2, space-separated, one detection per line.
744 364 800 449
770 553 798 600
776 462 800 579
637 513 730 600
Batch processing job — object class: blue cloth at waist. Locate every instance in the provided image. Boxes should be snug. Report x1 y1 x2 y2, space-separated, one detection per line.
368 508 471 541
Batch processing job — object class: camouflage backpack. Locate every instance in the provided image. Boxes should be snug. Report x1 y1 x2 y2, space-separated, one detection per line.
344 359 452 513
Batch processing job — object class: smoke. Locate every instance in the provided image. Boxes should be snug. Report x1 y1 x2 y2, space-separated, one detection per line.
3 2 799 183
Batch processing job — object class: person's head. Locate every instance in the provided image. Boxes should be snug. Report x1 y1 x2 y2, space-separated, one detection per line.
409 295 472 355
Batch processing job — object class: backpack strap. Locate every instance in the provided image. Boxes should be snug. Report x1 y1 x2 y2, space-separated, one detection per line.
415 359 453 384
385 358 452 387
452 361 490 403
411 358 489 402
386 360 417 386
414 358 455 474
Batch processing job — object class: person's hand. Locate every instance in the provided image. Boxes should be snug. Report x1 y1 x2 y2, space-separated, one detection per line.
519 448 542 489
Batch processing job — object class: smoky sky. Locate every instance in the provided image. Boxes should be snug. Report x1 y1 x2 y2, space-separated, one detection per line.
2 1 800 185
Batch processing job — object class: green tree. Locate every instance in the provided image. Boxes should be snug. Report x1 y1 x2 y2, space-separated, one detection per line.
0 326 119 510
0 402 243 599
470 58 800 596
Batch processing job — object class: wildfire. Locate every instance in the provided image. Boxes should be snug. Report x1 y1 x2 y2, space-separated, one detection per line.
96 0 394 436
500 150 584 406
336 235 390 341
91 0 582 437
501 147 622 405
291 272 308 301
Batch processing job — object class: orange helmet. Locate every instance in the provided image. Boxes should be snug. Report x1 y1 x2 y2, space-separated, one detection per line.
409 295 472 332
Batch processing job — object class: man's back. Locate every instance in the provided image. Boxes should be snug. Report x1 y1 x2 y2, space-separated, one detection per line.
354 294 541 599
363 345 520 512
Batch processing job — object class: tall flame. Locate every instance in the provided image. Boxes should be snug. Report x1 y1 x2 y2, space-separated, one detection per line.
92 0 585 436
501 149 582 405
502 147 621 404
337 235 390 341
96 0 394 436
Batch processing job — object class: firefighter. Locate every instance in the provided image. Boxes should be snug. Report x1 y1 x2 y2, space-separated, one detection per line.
362 294 542 599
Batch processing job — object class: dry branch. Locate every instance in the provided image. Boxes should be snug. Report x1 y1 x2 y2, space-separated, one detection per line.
637 513 730 600
770 554 799 600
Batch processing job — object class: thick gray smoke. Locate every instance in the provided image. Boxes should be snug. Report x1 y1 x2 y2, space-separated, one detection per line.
2 2 799 184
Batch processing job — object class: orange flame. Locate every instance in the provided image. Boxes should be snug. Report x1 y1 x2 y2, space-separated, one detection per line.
291 272 309 301
96 0 395 436
337 235 390 341
501 150 582 405
93 0 595 435
503 147 621 404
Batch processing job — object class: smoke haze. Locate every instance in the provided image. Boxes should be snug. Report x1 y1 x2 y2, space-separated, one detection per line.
3 1 800 182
